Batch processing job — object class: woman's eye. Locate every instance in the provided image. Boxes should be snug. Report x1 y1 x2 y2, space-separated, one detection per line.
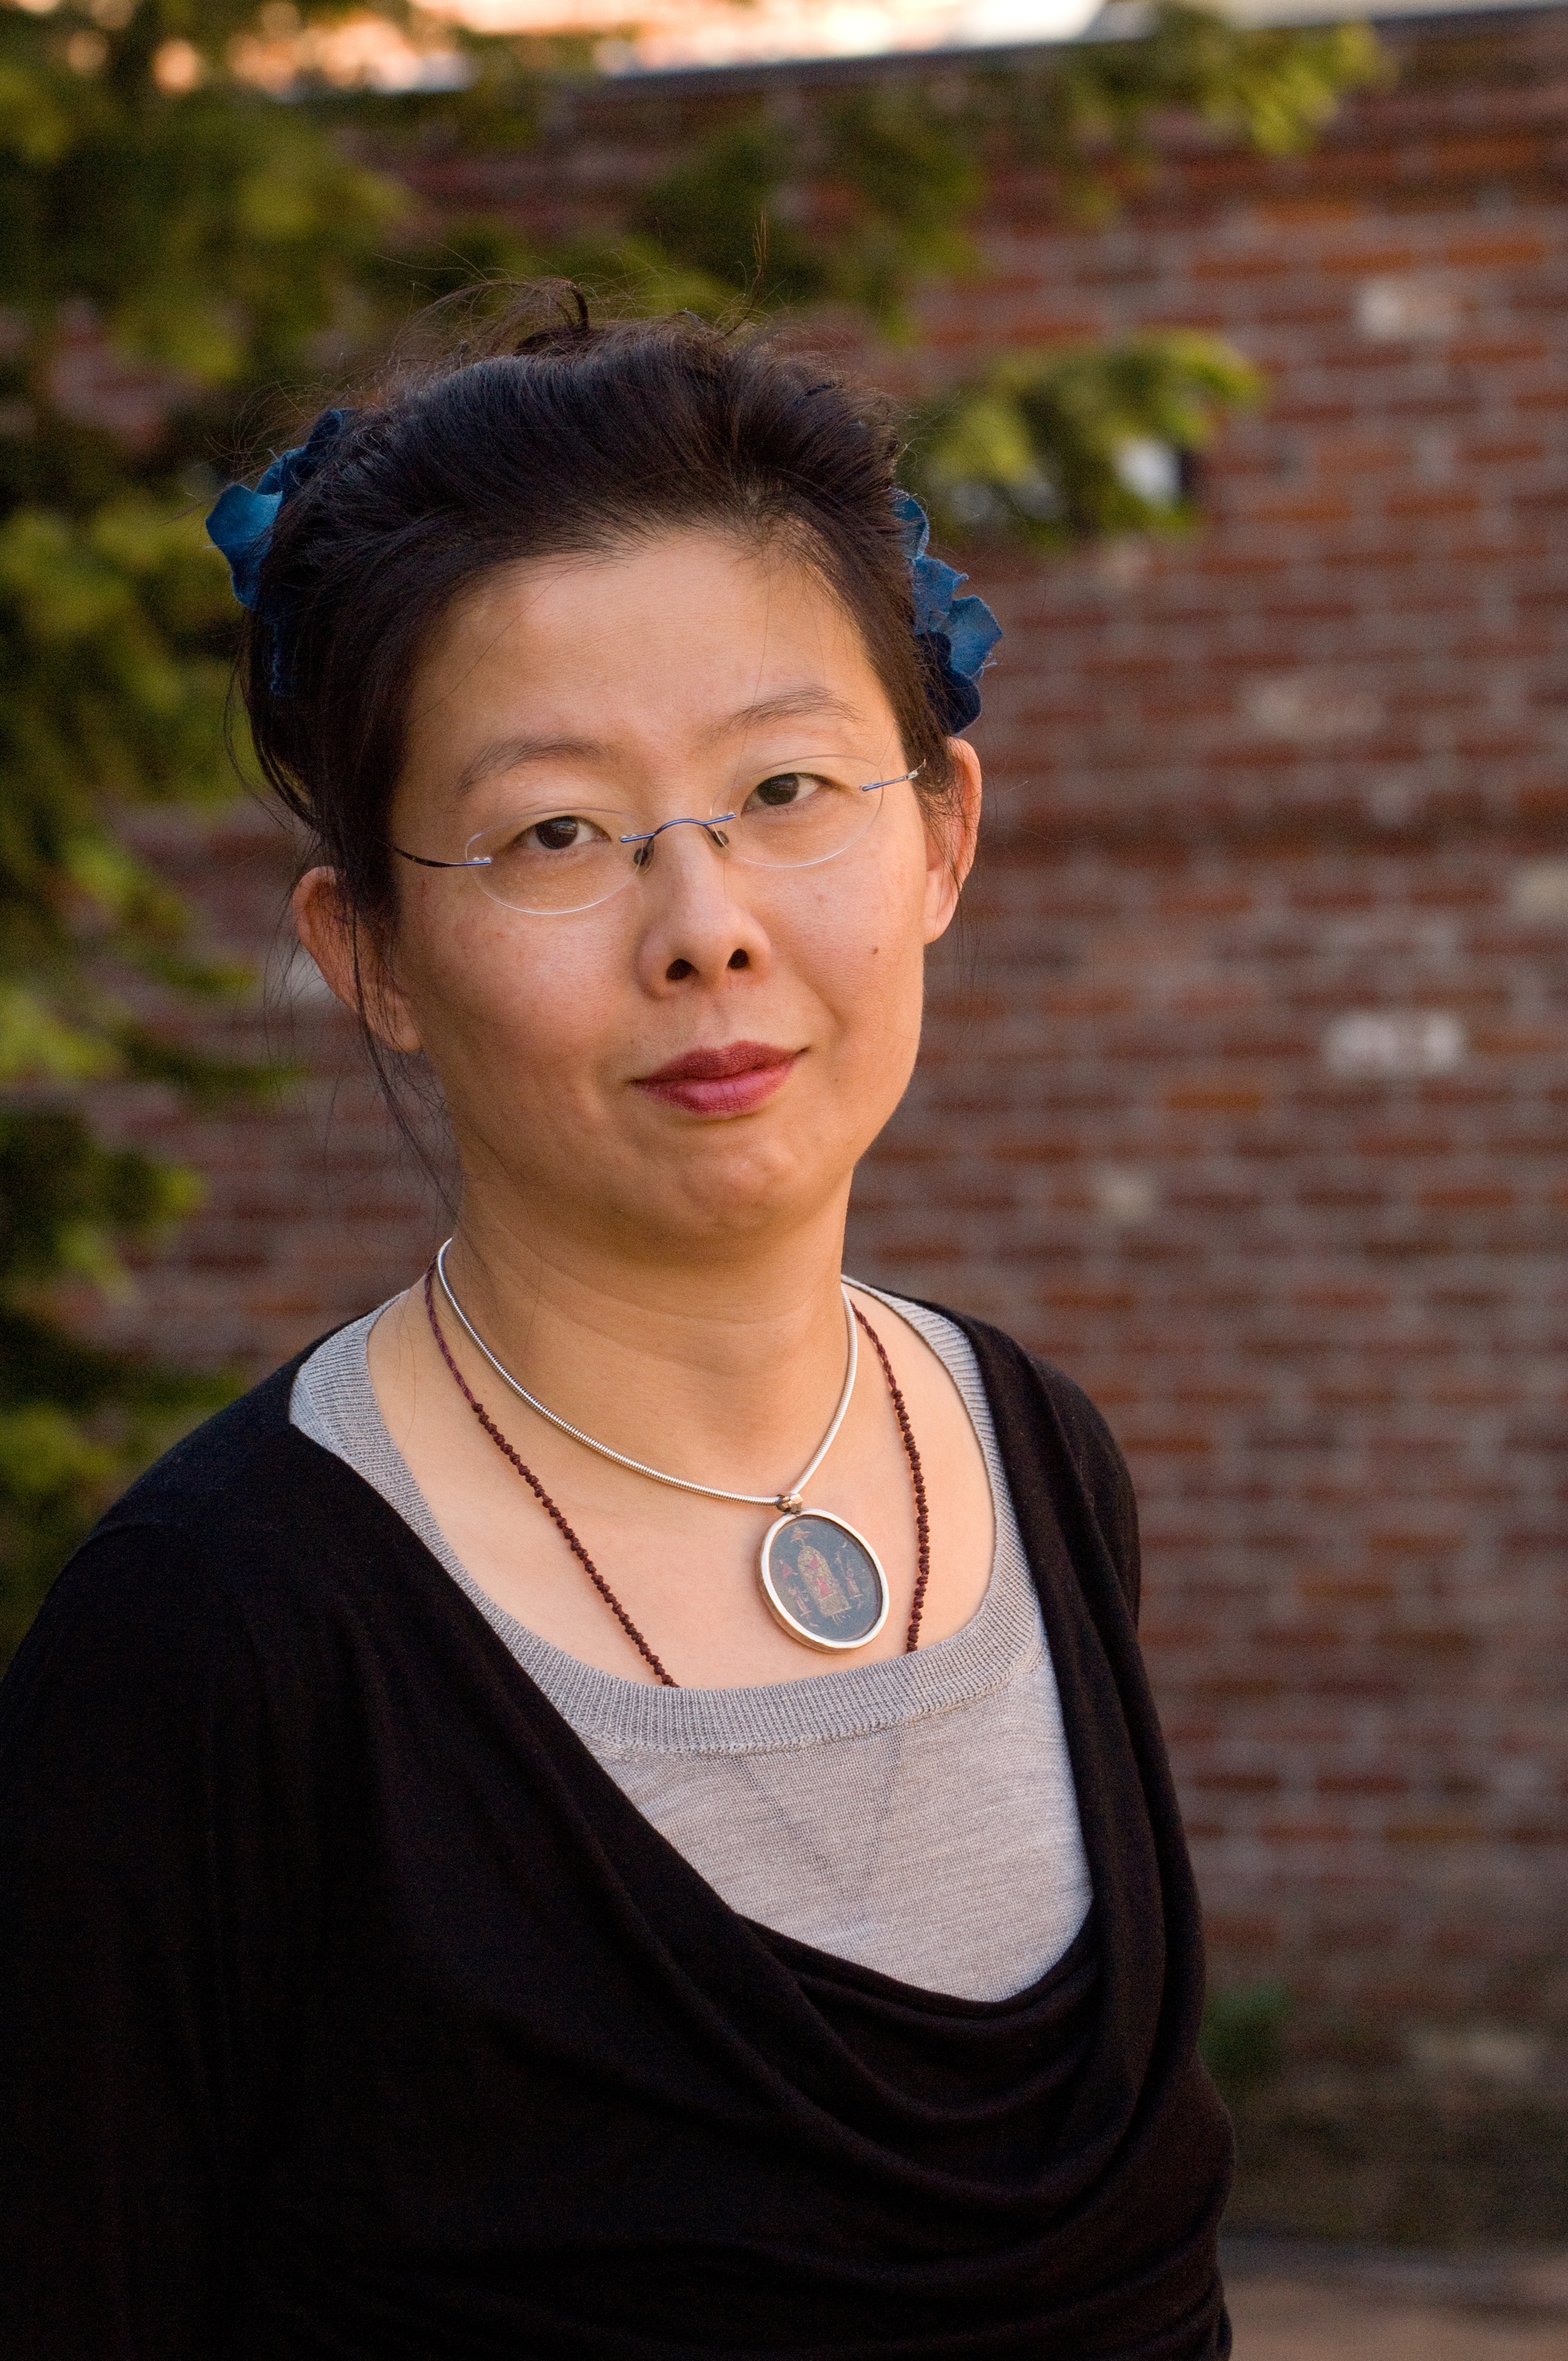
749 773 813 811
528 814 597 853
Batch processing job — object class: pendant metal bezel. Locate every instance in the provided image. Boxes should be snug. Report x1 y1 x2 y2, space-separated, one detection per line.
758 1509 891 1654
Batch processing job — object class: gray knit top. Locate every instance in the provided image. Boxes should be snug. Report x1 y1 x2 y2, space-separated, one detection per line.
290 1285 1090 2003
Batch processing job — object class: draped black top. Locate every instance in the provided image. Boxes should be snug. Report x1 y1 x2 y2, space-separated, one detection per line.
0 1309 1233 2359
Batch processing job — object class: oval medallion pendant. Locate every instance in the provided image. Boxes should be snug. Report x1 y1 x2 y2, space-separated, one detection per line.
758 1510 890 1653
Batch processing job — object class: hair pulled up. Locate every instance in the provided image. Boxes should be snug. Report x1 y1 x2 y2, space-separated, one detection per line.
237 296 962 939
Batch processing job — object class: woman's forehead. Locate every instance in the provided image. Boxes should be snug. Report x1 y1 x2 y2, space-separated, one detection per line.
405 529 893 772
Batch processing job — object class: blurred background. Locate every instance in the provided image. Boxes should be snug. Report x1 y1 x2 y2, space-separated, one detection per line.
2 0 1564 2322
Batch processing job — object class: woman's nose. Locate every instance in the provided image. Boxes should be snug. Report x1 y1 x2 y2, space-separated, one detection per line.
632 815 769 991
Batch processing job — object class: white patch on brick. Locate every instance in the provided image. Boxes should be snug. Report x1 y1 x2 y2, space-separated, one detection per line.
1407 2023 1545 2086
1413 429 1455 482
1243 675 1381 741
1091 1166 1158 1224
1511 861 1568 919
1093 538 1153 589
1366 780 1420 828
1356 274 1460 341
1322 1011 1465 1078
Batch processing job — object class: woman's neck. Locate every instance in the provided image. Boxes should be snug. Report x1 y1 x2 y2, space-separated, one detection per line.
434 1194 860 1500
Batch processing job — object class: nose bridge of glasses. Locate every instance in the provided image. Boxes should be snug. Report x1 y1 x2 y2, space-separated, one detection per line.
622 810 737 870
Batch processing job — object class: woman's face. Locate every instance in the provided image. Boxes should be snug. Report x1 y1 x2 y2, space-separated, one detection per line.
302 527 979 1269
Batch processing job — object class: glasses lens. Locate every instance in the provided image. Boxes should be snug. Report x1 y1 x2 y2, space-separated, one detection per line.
466 809 632 915
723 772 882 870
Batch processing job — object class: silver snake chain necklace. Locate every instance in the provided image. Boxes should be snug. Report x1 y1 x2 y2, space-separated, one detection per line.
433 1237 914 1656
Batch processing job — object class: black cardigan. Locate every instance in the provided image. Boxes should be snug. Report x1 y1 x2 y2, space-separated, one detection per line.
0 1309 1233 2360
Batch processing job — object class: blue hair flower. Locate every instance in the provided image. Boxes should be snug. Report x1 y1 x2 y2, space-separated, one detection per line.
893 491 1002 733
206 407 351 687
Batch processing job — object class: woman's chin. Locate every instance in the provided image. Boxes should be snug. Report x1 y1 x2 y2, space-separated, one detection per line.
603 1135 845 1258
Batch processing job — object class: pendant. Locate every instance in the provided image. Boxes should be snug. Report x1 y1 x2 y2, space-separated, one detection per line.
759 1509 890 1654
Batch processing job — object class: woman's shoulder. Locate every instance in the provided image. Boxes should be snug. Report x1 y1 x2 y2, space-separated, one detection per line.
87 1343 374 1581
104 1347 314 1526
5 1340 397 1704
884 1291 1142 1624
872 1287 1131 1481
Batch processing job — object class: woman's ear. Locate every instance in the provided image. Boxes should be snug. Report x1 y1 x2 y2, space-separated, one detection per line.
291 867 423 1055
922 737 982 945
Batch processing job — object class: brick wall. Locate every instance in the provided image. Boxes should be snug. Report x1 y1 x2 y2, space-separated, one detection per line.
96 5 1568 2062
861 6 1568 2053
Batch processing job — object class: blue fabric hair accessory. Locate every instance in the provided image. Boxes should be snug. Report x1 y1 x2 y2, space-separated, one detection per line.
893 491 1002 733
205 407 351 687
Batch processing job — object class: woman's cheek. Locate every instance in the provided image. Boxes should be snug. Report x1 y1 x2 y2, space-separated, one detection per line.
789 844 920 1005
423 906 599 1047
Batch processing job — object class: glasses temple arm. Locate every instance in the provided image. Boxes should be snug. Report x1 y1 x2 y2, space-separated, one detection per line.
392 845 493 870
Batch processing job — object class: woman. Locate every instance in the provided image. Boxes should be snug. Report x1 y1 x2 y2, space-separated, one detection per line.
0 307 1232 2358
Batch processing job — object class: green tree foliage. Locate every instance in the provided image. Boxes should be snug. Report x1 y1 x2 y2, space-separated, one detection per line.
0 0 408 1657
0 0 1382 1658
999 4 1383 198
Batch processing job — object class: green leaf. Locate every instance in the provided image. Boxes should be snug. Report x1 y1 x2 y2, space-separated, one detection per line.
906 331 1263 546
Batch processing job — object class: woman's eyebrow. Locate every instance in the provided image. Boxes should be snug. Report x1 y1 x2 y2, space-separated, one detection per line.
706 687 865 742
454 734 607 797
454 690 864 798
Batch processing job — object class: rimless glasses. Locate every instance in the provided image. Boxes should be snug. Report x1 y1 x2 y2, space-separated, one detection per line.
394 761 923 918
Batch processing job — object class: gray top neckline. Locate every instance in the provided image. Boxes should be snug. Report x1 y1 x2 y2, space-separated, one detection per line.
290 1282 1043 1756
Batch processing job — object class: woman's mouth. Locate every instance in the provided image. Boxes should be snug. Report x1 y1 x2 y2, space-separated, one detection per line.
634 1041 801 1117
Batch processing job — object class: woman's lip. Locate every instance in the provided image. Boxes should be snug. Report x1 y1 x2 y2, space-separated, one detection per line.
633 1043 800 1116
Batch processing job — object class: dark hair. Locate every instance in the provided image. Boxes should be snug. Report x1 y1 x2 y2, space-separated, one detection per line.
238 300 962 941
